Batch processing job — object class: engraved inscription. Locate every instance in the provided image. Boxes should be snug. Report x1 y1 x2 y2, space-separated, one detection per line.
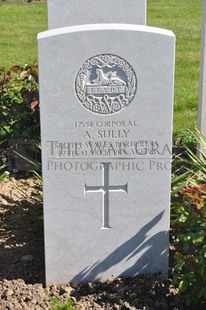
75 54 137 115
84 162 128 229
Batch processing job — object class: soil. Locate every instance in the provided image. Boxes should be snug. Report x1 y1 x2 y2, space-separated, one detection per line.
0 178 204 309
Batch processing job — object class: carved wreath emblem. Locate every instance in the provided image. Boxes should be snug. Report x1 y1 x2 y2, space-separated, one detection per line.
75 54 137 115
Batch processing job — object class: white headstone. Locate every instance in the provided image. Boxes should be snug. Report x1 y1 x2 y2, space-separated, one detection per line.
38 24 175 286
199 0 206 141
47 0 147 29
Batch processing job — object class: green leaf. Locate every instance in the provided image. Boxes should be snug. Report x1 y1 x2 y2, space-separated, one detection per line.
198 287 206 299
192 235 204 244
179 280 188 293
179 213 188 223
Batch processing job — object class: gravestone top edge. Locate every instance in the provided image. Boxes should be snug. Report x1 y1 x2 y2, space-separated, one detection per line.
38 24 175 40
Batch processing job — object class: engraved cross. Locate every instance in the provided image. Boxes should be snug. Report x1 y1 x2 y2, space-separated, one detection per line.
84 162 128 229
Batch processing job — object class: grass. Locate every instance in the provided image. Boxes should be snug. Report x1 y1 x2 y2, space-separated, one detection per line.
0 0 202 135
147 0 202 136
0 2 47 68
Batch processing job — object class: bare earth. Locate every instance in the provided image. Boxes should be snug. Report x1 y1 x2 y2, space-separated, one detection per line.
0 178 200 309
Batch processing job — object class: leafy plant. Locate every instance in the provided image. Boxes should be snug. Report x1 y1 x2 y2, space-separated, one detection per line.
0 63 40 139
50 296 77 310
186 130 206 176
0 140 9 181
171 130 206 305
28 170 43 202
0 161 9 181
174 129 197 151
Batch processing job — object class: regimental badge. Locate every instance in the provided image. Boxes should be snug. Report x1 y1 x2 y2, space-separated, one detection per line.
75 54 137 115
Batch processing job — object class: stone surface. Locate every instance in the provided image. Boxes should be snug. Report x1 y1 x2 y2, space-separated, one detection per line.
38 24 175 286
47 0 147 29
199 0 206 141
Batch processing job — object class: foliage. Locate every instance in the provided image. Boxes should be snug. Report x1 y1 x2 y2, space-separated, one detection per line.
171 130 206 305
50 296 77 310
0 140 9 181
171 183 206 304
0 161 9 181
187 130 206 175
174 129 197 152
27 170 43 202
0 63 40 139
